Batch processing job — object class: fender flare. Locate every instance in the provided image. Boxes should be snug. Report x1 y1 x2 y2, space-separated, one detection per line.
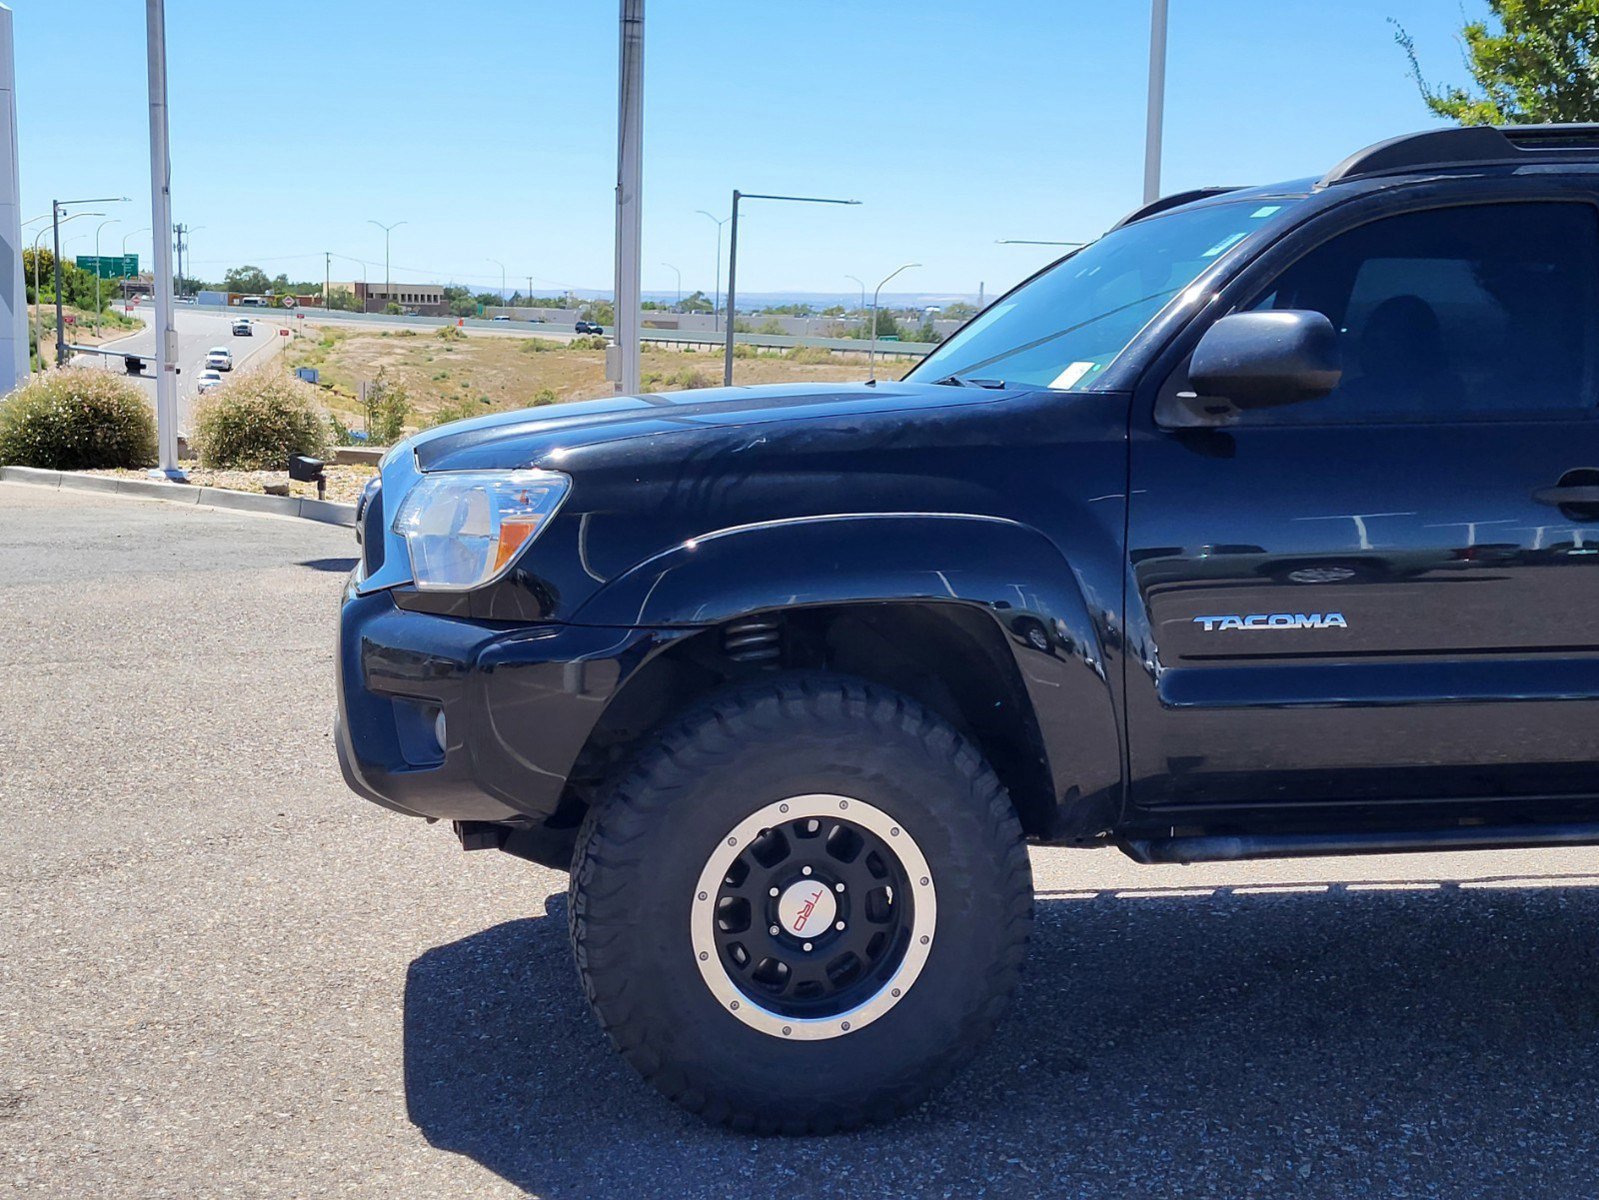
572 513 1124 835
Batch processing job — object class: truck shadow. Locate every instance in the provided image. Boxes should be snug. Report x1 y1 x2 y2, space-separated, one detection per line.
404 879 1599 1198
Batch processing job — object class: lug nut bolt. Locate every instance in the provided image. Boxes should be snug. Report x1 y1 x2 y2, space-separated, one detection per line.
803 941 813 952
920 876 929 886
801 866 812 876
782 1026 792 1036
834 882 845 892
699 951 708 961
770 925 781 936
890 827 899 836
769 887 780 897
835 921 845 931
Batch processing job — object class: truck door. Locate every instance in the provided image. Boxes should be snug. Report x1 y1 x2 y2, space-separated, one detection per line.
1126 195 1599 812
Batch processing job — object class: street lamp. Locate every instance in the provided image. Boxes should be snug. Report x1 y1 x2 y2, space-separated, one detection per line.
92 219 119 334
33 212 101 369
660 261 681 308
368 219 405 311
844 274 866 311
52 194 128 364
695 209 729 331
488 257 505 309
869 262 918 383
723 190 860 385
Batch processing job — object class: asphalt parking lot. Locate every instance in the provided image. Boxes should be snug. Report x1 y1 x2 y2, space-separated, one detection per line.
7 480 1599 1198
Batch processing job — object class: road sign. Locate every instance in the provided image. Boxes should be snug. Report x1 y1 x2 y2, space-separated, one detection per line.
281 295 297 308
75 253 139 277
279 328 289 337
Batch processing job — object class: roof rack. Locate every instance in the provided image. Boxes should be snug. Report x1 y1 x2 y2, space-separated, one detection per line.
1321 124 1599 188
1111 186 1242 230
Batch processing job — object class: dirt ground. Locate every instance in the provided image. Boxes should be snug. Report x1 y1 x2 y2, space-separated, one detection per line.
285 326 925 432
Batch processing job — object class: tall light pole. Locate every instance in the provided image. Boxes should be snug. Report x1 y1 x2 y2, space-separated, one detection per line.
368 219 405 311
31 214 96 370
695 208 728 330
723 189 860 385
92 219 118 334
614 0 645 394
1144 0 1169 205
52 195 126 364
488 257 505 308
144 0 182 477
845 274 865 311
869 262 918 383
660 261 680 308
0 11 25 390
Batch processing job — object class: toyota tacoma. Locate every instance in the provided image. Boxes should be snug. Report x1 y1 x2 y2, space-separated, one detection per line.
337 125 1599 1131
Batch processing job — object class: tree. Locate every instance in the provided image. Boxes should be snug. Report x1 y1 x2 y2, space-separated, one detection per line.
1394 1 1599 124
943 301 977 321
327 287 362 312
224 265 272 294
581 300 615 325
680 290 713 314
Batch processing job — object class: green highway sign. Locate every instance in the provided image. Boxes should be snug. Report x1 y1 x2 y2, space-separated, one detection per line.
75 253 139 278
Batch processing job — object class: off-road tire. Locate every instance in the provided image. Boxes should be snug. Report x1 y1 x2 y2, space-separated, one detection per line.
568 673 1033 1133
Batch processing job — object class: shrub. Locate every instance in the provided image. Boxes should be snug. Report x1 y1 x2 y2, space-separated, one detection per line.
360 370 411 444
531 388 559 407
519 337 553 353
568 334 608 350
0 369 155 469
427 396 493 427
435 324 466 341
193 370 328 469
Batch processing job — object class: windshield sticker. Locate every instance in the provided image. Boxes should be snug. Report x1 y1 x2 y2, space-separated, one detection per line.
1251 205 1282 219
1050 361 1097 389
1200 231 1249 258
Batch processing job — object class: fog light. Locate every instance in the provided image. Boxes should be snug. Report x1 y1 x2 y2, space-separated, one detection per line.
434 709 447 751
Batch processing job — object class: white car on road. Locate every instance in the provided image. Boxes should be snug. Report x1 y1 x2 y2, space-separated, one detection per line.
197 369 224 394
205 347 234 371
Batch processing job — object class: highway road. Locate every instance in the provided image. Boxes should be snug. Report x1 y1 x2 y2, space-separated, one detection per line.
73 306 291 435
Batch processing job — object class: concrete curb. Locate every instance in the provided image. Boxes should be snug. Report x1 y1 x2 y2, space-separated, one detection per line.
0 465 356 527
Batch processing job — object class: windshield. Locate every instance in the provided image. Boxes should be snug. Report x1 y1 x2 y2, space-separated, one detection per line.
910 198 1298 391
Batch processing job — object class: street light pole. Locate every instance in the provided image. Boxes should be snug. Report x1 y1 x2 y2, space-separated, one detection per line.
368 219 405 311
614 0 645 394
144 0 181 476
869 262 918 383
722 190 860 385
660 261 680 308
92 219 118 335
1144 0 1169 205
845 274 865 311
488 257 505 309
695 209 728 331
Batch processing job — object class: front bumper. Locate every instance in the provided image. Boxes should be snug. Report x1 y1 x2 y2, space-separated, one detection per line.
335 577 676 825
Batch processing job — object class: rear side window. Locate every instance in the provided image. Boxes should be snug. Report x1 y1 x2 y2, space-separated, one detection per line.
1244 201 1599 422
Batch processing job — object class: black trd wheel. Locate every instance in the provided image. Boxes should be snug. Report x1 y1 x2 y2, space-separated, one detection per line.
568 675 1033 1133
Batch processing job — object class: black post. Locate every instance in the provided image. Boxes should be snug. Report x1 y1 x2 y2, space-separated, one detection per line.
51 201 65 365
721 190 740 387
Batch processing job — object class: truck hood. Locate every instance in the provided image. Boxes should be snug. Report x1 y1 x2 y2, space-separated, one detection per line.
408 381 1011 473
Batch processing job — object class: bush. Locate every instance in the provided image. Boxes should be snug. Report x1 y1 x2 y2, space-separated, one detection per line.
0 370 156 469
519 337 553 353
360 370 411 444
193 370 328 469
427 396 493 427
435 324 466 341
567 334 608 350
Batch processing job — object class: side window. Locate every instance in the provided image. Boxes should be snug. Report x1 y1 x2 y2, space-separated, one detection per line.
1242 202 1599 422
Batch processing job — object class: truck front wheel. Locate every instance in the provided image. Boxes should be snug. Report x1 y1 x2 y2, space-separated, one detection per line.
568 674 1033 1132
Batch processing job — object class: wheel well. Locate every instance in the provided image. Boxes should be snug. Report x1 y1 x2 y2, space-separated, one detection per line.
558 603 1058 838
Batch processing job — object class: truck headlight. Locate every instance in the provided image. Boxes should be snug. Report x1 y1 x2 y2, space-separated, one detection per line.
391 469 570 591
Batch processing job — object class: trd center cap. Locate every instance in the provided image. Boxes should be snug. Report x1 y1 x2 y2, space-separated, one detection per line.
777 878 837 939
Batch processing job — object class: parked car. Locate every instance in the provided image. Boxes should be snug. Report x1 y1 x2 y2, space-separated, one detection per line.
336 124 1599 1132
491 314 511 323
231 318 252 336
573 320 603 334
196 369 223 394
205 347 233 371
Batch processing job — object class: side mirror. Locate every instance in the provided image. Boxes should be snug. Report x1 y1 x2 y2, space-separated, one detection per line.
1188 310 1341 410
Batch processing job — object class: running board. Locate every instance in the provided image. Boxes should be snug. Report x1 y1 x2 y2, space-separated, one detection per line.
1121 822 1599 865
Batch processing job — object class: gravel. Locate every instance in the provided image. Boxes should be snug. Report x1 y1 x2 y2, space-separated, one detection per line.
80 464 375 503
6 480 1599 1198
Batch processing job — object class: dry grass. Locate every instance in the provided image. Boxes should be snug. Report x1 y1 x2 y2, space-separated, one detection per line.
286 325 924 433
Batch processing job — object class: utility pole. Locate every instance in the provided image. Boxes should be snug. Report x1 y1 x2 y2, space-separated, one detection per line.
869 262 918 383
368 219 404 311
0 7 23 389
661 261 680 308
1143 0 1169 205
324 250 330 309
50 201 62 364
613 0 644 394
695 209 728 332
145 0 182 478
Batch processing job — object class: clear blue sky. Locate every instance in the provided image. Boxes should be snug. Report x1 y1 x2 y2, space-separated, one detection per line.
10 0 1484 301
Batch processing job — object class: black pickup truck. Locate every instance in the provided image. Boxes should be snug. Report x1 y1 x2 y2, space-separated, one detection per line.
337 125 1599 1132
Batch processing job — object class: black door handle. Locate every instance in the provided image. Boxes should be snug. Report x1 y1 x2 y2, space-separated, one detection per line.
1533 485 1599 506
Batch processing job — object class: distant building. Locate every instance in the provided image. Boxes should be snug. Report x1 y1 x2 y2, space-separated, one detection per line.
328 281 447 316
